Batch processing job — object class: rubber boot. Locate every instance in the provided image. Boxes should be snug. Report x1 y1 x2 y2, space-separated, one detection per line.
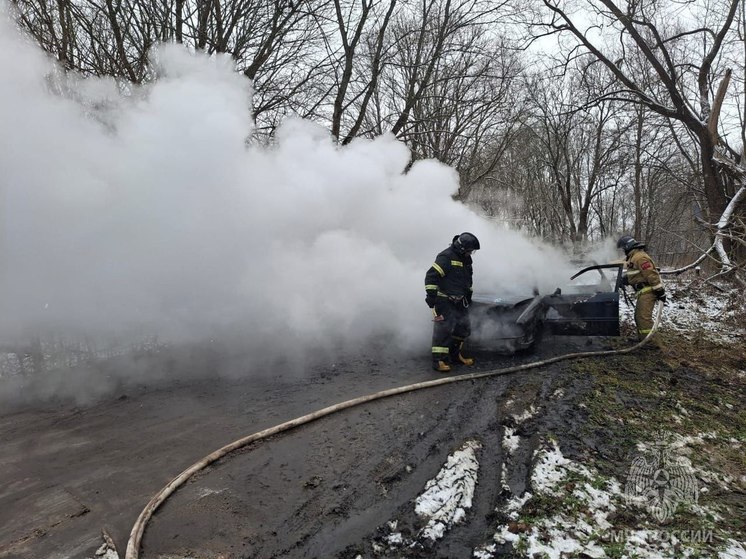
453 341 474 366
457 353 475 366
433 360 452 373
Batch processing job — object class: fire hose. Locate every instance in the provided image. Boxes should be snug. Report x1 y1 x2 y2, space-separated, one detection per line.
125 300 664 559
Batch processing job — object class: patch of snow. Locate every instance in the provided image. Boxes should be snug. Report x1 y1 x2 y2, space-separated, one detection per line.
513 405 538 424
89 534 119 559
689 503 724 522
504 491 532 520
195 487 226 499
500 464 510 493
696 468 735 491
502 426 520 454
574 480 620 530
619 528 699 558
384 532 403 545
93 546 119 559
414 439 482 541
620 281 745 343
492 523 606 559
473 543 497 558
530 440 594 493
639 432 714 454
720 539 746 559
477 437 732 559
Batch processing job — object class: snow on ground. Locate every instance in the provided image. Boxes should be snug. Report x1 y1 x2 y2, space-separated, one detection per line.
374 439 482 553
502 426 520 455
512 404 538 424
473 436 740 559
503 491 532 521
414 439 482 541
619 279 745 343
87 532 119 559
91 545 119 559
720 540 746 559
477 440 614 559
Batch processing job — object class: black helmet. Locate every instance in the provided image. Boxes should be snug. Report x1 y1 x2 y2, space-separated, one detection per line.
454 232 480 253
617 235 645 254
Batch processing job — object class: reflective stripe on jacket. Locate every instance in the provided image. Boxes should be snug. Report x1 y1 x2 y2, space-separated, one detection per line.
425 245 473 298
626 249 663 292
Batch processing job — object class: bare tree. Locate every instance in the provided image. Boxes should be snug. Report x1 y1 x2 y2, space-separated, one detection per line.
531 0 745 269
504 71 630 245
322 0 397 141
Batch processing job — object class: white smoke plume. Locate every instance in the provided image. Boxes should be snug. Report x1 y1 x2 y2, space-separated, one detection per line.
0 5 582 397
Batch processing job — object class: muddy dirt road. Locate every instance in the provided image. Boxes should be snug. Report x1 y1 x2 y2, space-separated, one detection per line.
0 337 602 559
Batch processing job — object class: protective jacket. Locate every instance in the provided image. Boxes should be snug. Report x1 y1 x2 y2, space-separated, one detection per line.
424 245 473 302
625 248 663 294
625 247 664 339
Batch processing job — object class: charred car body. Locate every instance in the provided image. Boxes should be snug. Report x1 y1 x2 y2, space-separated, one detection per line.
470 264 624 354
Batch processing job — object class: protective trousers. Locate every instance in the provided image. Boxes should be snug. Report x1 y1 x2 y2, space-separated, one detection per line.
635 290 656 338
431 299 471 364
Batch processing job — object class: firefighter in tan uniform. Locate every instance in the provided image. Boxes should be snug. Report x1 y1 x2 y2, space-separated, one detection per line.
617 235 665 339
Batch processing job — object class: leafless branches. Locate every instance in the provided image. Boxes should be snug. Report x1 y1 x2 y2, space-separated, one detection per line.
11 0 746 271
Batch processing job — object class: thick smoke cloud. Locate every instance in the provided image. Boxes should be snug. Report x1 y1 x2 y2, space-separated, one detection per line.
0 6 582 383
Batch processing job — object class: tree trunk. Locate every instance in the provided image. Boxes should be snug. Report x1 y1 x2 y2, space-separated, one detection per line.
699 132 728 223
175 0 184 43
633 108 644 239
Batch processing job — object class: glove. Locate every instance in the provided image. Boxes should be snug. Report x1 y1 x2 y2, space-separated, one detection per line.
432 307 444 321
425 293 438 308
653 287 666 302
621 273 629 287
466 291 473 305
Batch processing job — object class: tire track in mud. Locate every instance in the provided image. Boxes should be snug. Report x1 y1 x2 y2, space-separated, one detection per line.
145 375 499 558
143 360 589 559
388 367 566 558
367 363 588 559
362 376 512 559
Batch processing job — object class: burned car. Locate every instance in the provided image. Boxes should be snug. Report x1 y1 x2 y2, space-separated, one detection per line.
469 264 624 354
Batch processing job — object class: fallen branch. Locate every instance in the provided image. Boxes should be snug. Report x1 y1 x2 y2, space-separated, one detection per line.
683 262 746 291
660 245 715 275
711 158 746 270
661 191 745 276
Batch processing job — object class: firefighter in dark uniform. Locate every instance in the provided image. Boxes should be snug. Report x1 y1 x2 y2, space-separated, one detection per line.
424 232 480 372
617 235 666 340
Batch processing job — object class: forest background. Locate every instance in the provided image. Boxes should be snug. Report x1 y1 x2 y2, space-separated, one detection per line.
10 0 746 275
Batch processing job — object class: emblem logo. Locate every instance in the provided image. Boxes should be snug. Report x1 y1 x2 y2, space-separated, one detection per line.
624 434 699 522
